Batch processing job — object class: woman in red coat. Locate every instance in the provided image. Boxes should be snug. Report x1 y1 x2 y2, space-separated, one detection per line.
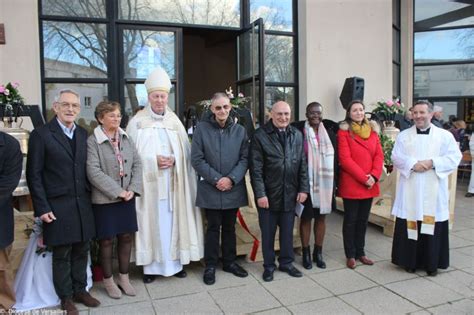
337 100 384 269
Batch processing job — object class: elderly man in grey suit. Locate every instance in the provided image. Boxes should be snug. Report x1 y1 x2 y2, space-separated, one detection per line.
192 92 249 285
27 89 100 314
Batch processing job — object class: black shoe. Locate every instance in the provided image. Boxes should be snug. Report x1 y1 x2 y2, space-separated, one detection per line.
203 267 216 285
262 269 274 282
174 270 187 278
405 267 416 273
465 192 474 198
223 263 248 278
279 265 303 277
143 274 156 284
427 270 438 277
302 246 312 270
313 246 326 269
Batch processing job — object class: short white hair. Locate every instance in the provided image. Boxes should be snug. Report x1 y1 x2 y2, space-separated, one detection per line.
433 105 443 113
54 89 80 102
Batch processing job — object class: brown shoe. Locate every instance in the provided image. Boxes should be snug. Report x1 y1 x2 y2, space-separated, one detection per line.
358 256 374 265
346 258 356 269
61 298 79 315
73 291 100 307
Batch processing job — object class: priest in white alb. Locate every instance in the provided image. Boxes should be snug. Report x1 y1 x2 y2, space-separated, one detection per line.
126 67 204 283
391 100 461 276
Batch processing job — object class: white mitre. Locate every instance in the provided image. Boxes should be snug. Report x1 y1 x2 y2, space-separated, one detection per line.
145 66 172 94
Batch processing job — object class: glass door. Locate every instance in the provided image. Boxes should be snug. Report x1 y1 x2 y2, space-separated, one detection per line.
236 19 265 127
118 25 183 123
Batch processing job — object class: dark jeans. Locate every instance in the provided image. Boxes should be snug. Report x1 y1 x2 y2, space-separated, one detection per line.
204 208 238 268
52 241 90 299
258 209 295 270
342 198 373 259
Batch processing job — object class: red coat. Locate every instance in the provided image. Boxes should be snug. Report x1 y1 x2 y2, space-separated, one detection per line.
337 128 384 199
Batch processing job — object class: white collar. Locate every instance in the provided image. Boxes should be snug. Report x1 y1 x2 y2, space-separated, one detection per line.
93 126 128 144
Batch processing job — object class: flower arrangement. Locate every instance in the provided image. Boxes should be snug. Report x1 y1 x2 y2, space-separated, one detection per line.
0 82 24 122
196 86 251 110
0 82 24 105
372 98 405 121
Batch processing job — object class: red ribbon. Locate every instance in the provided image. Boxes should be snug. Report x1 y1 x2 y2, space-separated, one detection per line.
237 209 260 261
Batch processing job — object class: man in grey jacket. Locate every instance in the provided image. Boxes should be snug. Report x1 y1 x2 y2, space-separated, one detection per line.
191 92 249 285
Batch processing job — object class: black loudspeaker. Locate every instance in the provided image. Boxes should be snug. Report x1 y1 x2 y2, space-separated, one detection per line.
339 77 364 109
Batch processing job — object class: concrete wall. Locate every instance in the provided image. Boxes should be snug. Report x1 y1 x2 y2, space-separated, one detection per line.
0 0 42 106
298 0 393 121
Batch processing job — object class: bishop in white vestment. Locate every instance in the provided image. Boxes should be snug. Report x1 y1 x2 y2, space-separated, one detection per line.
126 67 204 283
391 100 461 276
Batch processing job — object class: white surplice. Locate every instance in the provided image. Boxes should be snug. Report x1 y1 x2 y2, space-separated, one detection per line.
391 124 462 223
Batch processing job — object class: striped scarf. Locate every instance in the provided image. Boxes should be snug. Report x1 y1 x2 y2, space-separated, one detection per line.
304 121 335 214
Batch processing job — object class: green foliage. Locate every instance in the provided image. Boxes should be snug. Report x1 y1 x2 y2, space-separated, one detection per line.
380 133 395 166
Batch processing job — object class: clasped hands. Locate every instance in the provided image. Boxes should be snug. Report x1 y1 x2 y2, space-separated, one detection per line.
119 190 135 201
157 155 175 169
365 174 376 189
412 159 433 173
257 192 307 209
216 176 233 192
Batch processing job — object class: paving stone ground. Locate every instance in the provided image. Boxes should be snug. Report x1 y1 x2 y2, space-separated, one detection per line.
55 181 474 314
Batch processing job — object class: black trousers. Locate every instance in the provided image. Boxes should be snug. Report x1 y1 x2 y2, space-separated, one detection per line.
342 198 373 259
204 208 238 268
258 208 295 270
52 241 90 299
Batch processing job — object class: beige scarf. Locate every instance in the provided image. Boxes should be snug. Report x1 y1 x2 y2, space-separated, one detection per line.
304 121 335 214
351 119 371 139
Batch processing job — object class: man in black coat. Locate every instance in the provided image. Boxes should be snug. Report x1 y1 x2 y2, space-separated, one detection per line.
192 93 249 285
249 101 309 282
26 89 100 314
0 131 22 311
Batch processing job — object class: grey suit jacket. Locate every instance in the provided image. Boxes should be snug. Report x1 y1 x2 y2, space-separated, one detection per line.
87 126 143 204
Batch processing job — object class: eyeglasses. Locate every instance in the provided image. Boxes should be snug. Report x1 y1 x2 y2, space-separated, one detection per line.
214 105 231 111
57 102 80 110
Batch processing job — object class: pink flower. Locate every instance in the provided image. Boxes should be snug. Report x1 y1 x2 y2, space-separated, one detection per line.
386 100 394 107
238 93 244 98
0 85 4 93
4 89 10 96
396 102 400 107
12 82 20 89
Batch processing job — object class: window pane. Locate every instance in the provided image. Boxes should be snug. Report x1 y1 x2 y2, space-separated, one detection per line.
42 0 106 18
415 0 474 29
415 29 474 63
392 0 400 28
265 35 294 83
43 22 107 78
238 24 260 80
432 101 458 120
393 64 400 98
393 28 400 63
250 0 293 31
123 30 175 79
124 84 176 119
238 82 260 126
45 83 108 134
414 64 474 97
119 0 240 27
265 86 294 122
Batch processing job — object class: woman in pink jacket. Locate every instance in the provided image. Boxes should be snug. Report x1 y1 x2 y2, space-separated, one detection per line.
337 100 384 269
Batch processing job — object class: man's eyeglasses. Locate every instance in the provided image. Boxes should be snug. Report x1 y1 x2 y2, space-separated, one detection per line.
57 102 80 110
214 105 231 111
